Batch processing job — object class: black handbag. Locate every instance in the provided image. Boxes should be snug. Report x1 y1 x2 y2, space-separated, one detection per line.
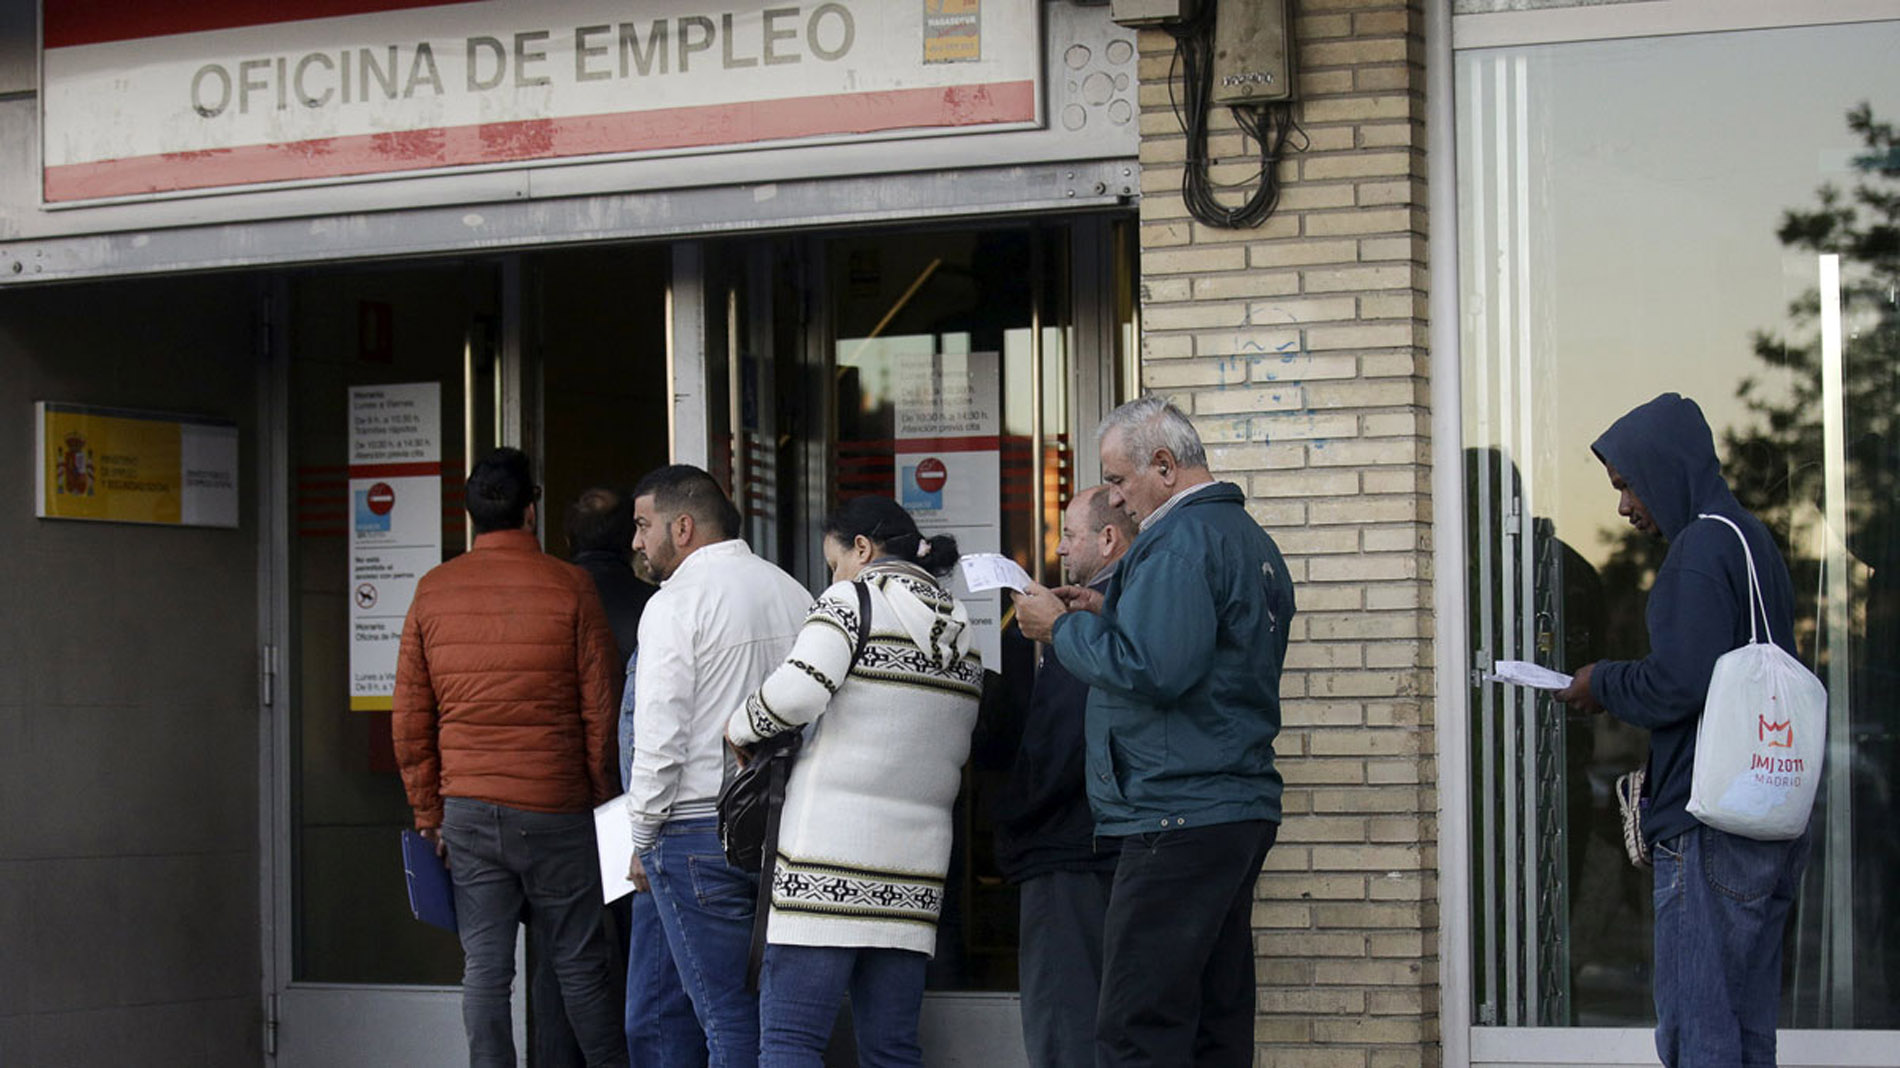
717 579 872 988
715 731 801 874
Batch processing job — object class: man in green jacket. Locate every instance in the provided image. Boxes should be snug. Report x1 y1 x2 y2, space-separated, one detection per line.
1016 396 1295 1068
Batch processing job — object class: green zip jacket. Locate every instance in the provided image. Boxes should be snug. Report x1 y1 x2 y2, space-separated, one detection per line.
1050 482 1295 837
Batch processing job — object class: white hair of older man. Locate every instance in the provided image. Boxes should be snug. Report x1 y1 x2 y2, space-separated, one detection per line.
1097 395 1207 470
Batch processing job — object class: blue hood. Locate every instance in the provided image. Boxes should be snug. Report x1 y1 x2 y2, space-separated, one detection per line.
1590 392 1737 540
1586 391 1801 847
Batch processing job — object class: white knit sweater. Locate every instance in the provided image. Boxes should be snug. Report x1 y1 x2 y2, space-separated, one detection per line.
726 561 984 956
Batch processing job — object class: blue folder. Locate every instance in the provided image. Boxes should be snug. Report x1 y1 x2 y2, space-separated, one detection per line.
400 829 458 933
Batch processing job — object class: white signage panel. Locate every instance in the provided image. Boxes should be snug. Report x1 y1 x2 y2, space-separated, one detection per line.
42 1 1041 203
348 382 442 712
893 349 1004 670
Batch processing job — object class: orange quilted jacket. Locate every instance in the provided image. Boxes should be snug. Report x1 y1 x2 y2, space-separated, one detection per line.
393 528 620 828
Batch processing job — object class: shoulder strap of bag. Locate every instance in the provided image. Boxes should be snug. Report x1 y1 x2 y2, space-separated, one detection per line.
853 577 873 666
745 751 791 991
746 579 872 991
1696 512 1771 646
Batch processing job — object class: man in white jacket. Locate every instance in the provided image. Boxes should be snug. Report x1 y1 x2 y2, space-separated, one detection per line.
623 465 812 1068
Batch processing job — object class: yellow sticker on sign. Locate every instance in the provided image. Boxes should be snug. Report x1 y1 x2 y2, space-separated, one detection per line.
924 0 981 64
36 403 239 527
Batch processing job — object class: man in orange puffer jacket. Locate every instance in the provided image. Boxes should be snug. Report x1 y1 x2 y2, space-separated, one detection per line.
394 446 627 1068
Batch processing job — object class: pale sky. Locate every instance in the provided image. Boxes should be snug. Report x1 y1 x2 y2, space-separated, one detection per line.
1458 20 1900 566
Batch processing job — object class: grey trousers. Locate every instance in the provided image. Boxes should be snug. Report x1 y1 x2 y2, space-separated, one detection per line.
440 798 629 1068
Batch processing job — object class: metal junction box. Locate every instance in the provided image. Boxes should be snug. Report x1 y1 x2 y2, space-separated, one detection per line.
1211 0 1294 104
1110 0 1198 28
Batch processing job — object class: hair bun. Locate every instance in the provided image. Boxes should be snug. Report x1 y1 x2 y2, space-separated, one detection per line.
917 533 960 577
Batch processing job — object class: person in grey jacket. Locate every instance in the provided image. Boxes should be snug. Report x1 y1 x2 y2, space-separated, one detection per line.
1015 396 1295 1068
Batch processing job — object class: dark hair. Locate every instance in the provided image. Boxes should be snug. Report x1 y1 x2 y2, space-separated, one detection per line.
822 495 959 577
1082 486 1138 541
466 446 536 534
631 464 740 541
565 486 633 559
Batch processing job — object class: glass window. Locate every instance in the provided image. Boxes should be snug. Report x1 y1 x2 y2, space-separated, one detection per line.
1458 21 1900 1028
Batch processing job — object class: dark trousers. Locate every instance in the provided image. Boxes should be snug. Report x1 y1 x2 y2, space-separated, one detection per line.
1095 819 1278 1068
532 896 631 1068
1019 868 1115 1068
532 922 587 1068
439 798 630 1068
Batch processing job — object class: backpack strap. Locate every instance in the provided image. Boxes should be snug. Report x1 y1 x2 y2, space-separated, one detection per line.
745 578 872 991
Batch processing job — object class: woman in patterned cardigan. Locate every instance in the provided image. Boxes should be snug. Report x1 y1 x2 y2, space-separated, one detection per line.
726 496 984 1067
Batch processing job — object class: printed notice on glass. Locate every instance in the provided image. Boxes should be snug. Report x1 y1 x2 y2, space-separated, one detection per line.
894 350 1003 667
349 382 442 711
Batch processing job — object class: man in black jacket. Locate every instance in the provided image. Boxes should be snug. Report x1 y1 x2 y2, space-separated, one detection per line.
567 485 655 679
995 486 1134 1068
535 486 687 1068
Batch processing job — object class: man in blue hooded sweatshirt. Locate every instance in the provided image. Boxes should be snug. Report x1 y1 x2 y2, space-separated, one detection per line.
1556 393 1811 1067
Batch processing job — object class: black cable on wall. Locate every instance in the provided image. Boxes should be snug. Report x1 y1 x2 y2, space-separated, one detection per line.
1166 7 1301 230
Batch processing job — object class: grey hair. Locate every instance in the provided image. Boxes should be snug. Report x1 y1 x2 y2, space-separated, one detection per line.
1097 396 1207 470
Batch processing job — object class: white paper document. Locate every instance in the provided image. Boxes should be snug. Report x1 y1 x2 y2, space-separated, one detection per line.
595 794 636 903
1484 659 1574 691
958 553 1034 594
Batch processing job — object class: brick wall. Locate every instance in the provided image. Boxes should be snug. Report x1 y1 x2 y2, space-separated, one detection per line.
1132 2 1437 1065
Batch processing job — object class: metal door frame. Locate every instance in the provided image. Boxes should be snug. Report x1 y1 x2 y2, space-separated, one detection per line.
1434 0 1900 1063
258 259 530 1067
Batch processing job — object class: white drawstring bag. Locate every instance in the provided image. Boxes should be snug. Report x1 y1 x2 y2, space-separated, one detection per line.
1685 514 1827 840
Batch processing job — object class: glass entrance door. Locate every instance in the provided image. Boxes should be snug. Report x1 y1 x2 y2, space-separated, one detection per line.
270 245 679 1064
705 215 1136 1062
265 216 1131 1064
272 260 510 1065
1457 18 1900 1042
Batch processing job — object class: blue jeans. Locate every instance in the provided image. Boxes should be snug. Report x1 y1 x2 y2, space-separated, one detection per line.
439 798 629 1068
1651 824 1810 1068
640 818 761 1068
758 943 928 1068
627 880 708 1067
1018 869 1114 1068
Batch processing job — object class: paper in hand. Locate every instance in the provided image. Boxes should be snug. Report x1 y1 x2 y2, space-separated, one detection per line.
1484 659 1574 691
595 795 636 903
958 553 1034 593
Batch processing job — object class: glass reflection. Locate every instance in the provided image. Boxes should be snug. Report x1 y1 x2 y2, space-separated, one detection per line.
1458 21 1900 1029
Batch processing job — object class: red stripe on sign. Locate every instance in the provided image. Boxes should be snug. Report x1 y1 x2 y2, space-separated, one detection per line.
42 82 1038 202
43 0 476 50
347 461 443 478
